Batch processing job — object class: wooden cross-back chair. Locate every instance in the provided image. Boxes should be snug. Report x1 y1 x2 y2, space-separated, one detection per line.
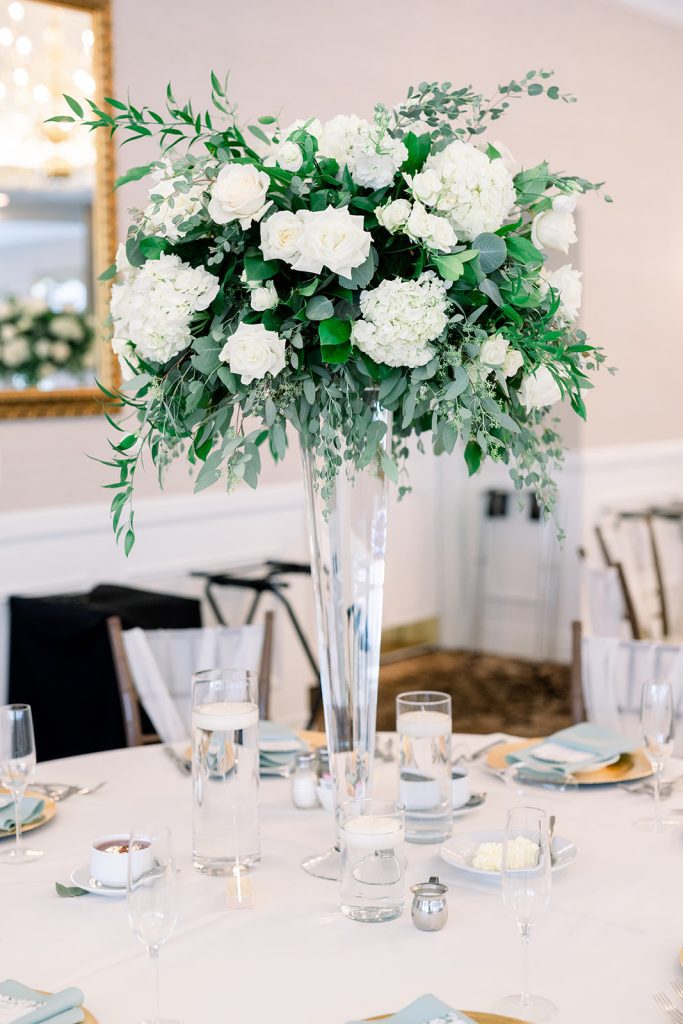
107 611 274 747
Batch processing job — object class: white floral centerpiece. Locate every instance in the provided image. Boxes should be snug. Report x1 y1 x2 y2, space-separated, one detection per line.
0 297 94 388
53 72 608 551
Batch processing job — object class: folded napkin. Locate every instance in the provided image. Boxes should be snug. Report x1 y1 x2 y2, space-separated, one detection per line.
259 720 305 771
508 722 637 777
0 798 45 833
0 982 84 1024
346 994 474 1024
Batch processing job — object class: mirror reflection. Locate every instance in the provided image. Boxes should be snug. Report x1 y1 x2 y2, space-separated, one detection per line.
0 0 101 393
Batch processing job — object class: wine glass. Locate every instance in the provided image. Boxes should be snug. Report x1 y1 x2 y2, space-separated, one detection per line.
0 704 44 863
127 827 180 1024
493 806 557 1023
635 681 680 833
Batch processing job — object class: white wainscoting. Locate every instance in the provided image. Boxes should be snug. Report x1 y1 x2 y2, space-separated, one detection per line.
0 461 442 723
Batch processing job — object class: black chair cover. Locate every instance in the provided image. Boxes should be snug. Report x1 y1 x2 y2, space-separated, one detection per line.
8 584 201 761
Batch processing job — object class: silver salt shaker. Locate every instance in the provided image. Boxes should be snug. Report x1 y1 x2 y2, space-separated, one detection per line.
410 875 448 931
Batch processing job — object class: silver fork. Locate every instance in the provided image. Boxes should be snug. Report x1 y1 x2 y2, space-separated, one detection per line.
31 782 106 802
670 978 683 1002
654 992 683 1022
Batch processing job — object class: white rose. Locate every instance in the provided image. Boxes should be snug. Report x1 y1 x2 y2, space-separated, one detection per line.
503 348 524 378
50 340 72 363
265 139 303 172
531 195 577 254
21 297 48 315
1 324 16 341
208 163 272 229
541 263 582 321
518 364 562 411
259 210 304 262
281 117 322 141
2 336 30 366
408 168 442 206
376 198 412 233
480 333 508 368
219 322 286 385
406 202 457 252
292 206 371 278
34 338 52 359
250 281 278 311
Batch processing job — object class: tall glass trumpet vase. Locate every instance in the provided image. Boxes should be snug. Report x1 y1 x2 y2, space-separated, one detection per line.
301 394 391 880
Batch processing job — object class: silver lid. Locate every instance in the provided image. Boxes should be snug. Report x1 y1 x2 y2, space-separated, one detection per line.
295 751 317 770
410 875 448 897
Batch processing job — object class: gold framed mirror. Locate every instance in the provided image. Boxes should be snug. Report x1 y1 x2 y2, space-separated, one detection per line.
0 0 117 418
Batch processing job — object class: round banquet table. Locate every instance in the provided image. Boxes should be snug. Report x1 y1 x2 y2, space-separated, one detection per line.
4 734 683 1024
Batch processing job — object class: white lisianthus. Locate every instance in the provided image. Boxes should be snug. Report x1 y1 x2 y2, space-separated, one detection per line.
317 114 367 167
406 202 457 252
2 336 30 367
219 322 286 385
540 263 582 320
503 348 524 378
259 210 304 262
479 333 508 369
49 314 83 341
50 340 72 363
208 163 271 229
376 199 411 233
143 166 206 241
291 207 372 278
110 253 219 363
531 195 577 254
414 140 516 241
265 139 303 172
351 271 449 367
350 129 407 189
518 364 562 411
250 281 278 311
408 168 443 207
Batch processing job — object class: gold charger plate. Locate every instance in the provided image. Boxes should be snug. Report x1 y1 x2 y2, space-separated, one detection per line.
39 994 96 1023
0 788 57 839
486 738 653 785
367 1013 526 1023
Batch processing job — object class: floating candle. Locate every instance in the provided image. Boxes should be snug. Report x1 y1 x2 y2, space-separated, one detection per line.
397 709 451 739
192 701 259 732
341 814 404 850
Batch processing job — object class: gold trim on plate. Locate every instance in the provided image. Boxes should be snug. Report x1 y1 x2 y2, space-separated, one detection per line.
0 789 58 838
366 1013 527 1023
486 738 654 785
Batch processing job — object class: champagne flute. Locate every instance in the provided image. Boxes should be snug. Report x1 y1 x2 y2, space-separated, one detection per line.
0 704 44 863
493 806 557 1023
127 827 180 1024
636 681 680 833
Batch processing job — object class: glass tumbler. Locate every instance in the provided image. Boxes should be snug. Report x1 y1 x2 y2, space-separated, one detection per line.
397 691 452 843
340 799 405 923
192 669 260 874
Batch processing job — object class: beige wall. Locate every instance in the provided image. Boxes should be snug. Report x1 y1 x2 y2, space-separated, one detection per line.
1 0 681 513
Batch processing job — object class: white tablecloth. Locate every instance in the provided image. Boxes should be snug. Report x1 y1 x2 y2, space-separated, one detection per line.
4 735 682 1024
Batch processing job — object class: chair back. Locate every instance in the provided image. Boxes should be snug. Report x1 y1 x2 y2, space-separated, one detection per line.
578 629 683 754
109 615 274 745
582 564 627 639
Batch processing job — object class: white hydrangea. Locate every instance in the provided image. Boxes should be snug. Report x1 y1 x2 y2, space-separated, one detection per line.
317 114 367 167
110 253 219 364
143 163 206 241
351 272 449 368
408 140 516 241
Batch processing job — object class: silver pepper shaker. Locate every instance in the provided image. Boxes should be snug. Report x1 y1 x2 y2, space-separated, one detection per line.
410 875 448 931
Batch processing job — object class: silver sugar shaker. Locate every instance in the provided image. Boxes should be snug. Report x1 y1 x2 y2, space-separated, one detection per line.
410 875 448 931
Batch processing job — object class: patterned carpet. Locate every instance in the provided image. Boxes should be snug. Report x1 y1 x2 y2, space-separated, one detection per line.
376 649 572 736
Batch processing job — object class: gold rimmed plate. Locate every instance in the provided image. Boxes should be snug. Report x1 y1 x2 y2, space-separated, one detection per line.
39 994 97 1023
366 1013 527 1023
486 738 653 785
0 788 57 839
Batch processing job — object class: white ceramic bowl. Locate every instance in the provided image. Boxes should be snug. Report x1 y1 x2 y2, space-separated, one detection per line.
89 834 153 889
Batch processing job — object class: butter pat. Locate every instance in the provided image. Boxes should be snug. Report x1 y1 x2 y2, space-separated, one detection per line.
472 836 539 872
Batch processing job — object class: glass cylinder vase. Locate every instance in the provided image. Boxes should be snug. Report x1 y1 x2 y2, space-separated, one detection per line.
300 391 391 879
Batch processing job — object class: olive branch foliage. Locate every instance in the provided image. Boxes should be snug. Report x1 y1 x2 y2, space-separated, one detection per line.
50 70 608 554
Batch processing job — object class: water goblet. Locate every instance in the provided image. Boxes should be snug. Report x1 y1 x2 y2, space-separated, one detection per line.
635 680 680 833
127 827 180 1024
0 703 44 863
493 806 557 1023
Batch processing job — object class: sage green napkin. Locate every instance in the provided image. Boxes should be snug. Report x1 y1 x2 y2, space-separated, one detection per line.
0 797 45 832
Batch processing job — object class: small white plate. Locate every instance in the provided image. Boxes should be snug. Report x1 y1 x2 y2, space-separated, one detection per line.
440 828 577 884
259 739 302 754
70 864 126 898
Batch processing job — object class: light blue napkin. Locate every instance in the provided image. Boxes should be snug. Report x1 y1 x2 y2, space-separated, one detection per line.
259 720 305 767
346 994 475 1024
508 722 637 777
0 981 84 1024
0 798 45 832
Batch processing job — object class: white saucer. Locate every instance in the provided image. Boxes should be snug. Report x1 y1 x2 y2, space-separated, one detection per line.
453 793 486 818
70 864 126 898
440 828 578 885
